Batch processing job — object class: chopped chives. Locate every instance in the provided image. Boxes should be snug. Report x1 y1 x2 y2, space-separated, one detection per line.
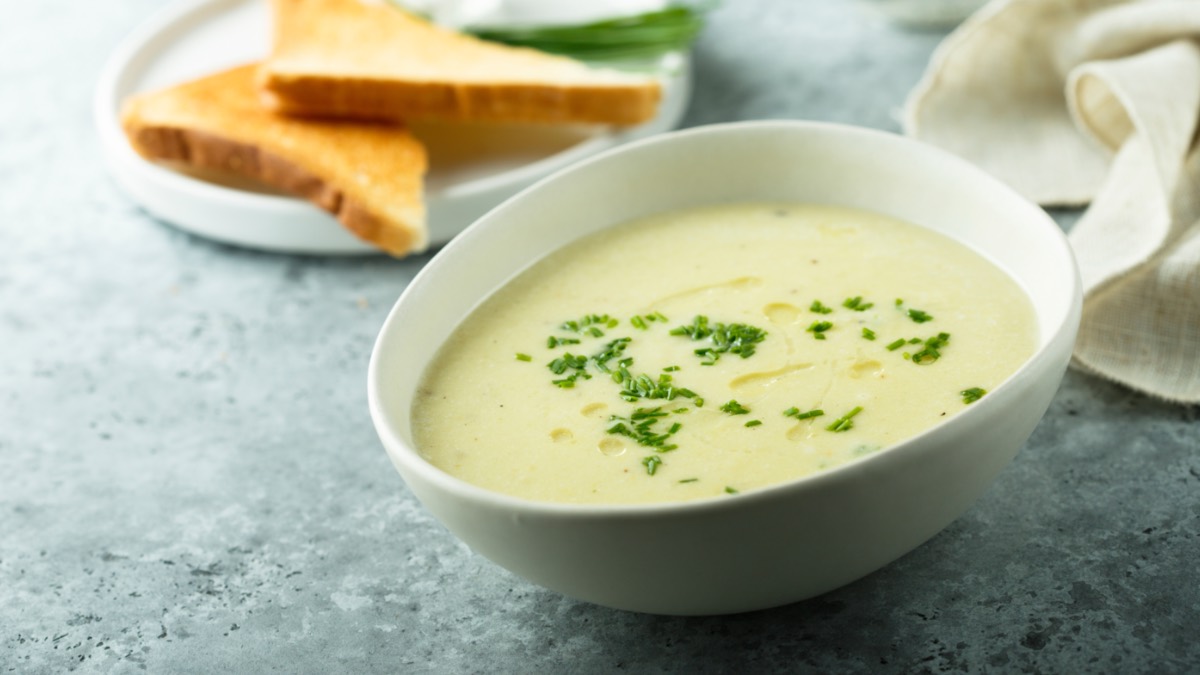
631 315 648 330
886 338 906 351
671 315 767 365
862 327 876 341
719 399 751 415
744 420 762 427
826 406 863 432
793 409 824 420
912 332 951 365
810 300 833 314
806 321 832 339
724 486 739 494
843 296 874 311
642 455 663 475
678 478 698 484
515 353 532 362
588 326 604 338
961 387 987 404
783 407 800 417
663 365 680 372
907 308 933 323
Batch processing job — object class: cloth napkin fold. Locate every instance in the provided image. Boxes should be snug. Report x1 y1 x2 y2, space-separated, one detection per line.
905 0 1200 404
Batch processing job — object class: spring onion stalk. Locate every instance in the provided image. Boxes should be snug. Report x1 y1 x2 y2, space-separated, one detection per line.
390 2 710 62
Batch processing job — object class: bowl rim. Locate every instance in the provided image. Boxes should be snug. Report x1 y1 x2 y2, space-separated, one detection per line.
368 119 1082 518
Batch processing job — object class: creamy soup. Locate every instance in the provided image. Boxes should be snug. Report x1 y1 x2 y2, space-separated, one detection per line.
411 203 1037 505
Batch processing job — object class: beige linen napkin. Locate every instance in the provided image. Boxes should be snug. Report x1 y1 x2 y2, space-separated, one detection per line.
905 0 1200 403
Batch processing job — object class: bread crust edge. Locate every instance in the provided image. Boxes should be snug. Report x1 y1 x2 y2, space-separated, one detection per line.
259 73 662 125
122 120 425 257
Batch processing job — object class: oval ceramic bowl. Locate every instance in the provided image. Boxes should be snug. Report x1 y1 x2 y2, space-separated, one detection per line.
368 121 1082 616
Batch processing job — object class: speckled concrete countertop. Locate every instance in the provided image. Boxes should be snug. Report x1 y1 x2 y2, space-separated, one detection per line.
4 1 1198 672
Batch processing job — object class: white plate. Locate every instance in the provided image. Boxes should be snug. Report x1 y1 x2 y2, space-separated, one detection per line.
95 0 691 254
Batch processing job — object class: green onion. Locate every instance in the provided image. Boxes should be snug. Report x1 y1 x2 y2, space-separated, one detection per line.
724 486 739 494
609 406 682 450
907 308 933 323
806 321 832 339
590 337 632 373
744 420 762 428
886 338 906 351
785 408 824 420
642 455 663 476
961 387 987 404
843 296 874 311
464 6 708 63
826 406 863 432
810 300 833 315
671 315 768 365
678 478 698 484
719 400 751 415
515 353 532 362
862 328 876 341
631 315 647 330
912 332 951 365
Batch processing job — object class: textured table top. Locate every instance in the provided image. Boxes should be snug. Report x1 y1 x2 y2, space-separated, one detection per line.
4 1 1198 672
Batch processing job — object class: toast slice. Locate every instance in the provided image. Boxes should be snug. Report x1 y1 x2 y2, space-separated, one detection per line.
260 0 662 125
121 64 428 256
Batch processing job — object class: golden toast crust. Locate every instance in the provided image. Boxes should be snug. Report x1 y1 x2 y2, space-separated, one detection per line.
121 64 427 256
261 0 662 125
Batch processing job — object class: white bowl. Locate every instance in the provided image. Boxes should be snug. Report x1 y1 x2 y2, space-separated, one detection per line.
368 121 1081 615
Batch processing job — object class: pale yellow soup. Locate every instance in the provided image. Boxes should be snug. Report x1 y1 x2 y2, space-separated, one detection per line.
411 203 1036 505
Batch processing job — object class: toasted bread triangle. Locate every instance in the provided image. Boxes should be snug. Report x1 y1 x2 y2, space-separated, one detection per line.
260 0 662 124
121 64 427 256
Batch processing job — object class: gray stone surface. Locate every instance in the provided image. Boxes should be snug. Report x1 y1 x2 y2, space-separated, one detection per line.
2 0 1198 672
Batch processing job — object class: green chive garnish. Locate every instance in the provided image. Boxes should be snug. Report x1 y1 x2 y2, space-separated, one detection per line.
678 478 698 484
806 321 833 339
744 420 762 427
912 332 951 365
642 455 663 476
810 300 833 314
516 353 532 362
907 308 933 323
671 315 767 365
886 338 906 351
862 328 876 341
724 486 739 494
826 406 863 432
843 296 874 311
719 399 751 415
961 387 987 404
